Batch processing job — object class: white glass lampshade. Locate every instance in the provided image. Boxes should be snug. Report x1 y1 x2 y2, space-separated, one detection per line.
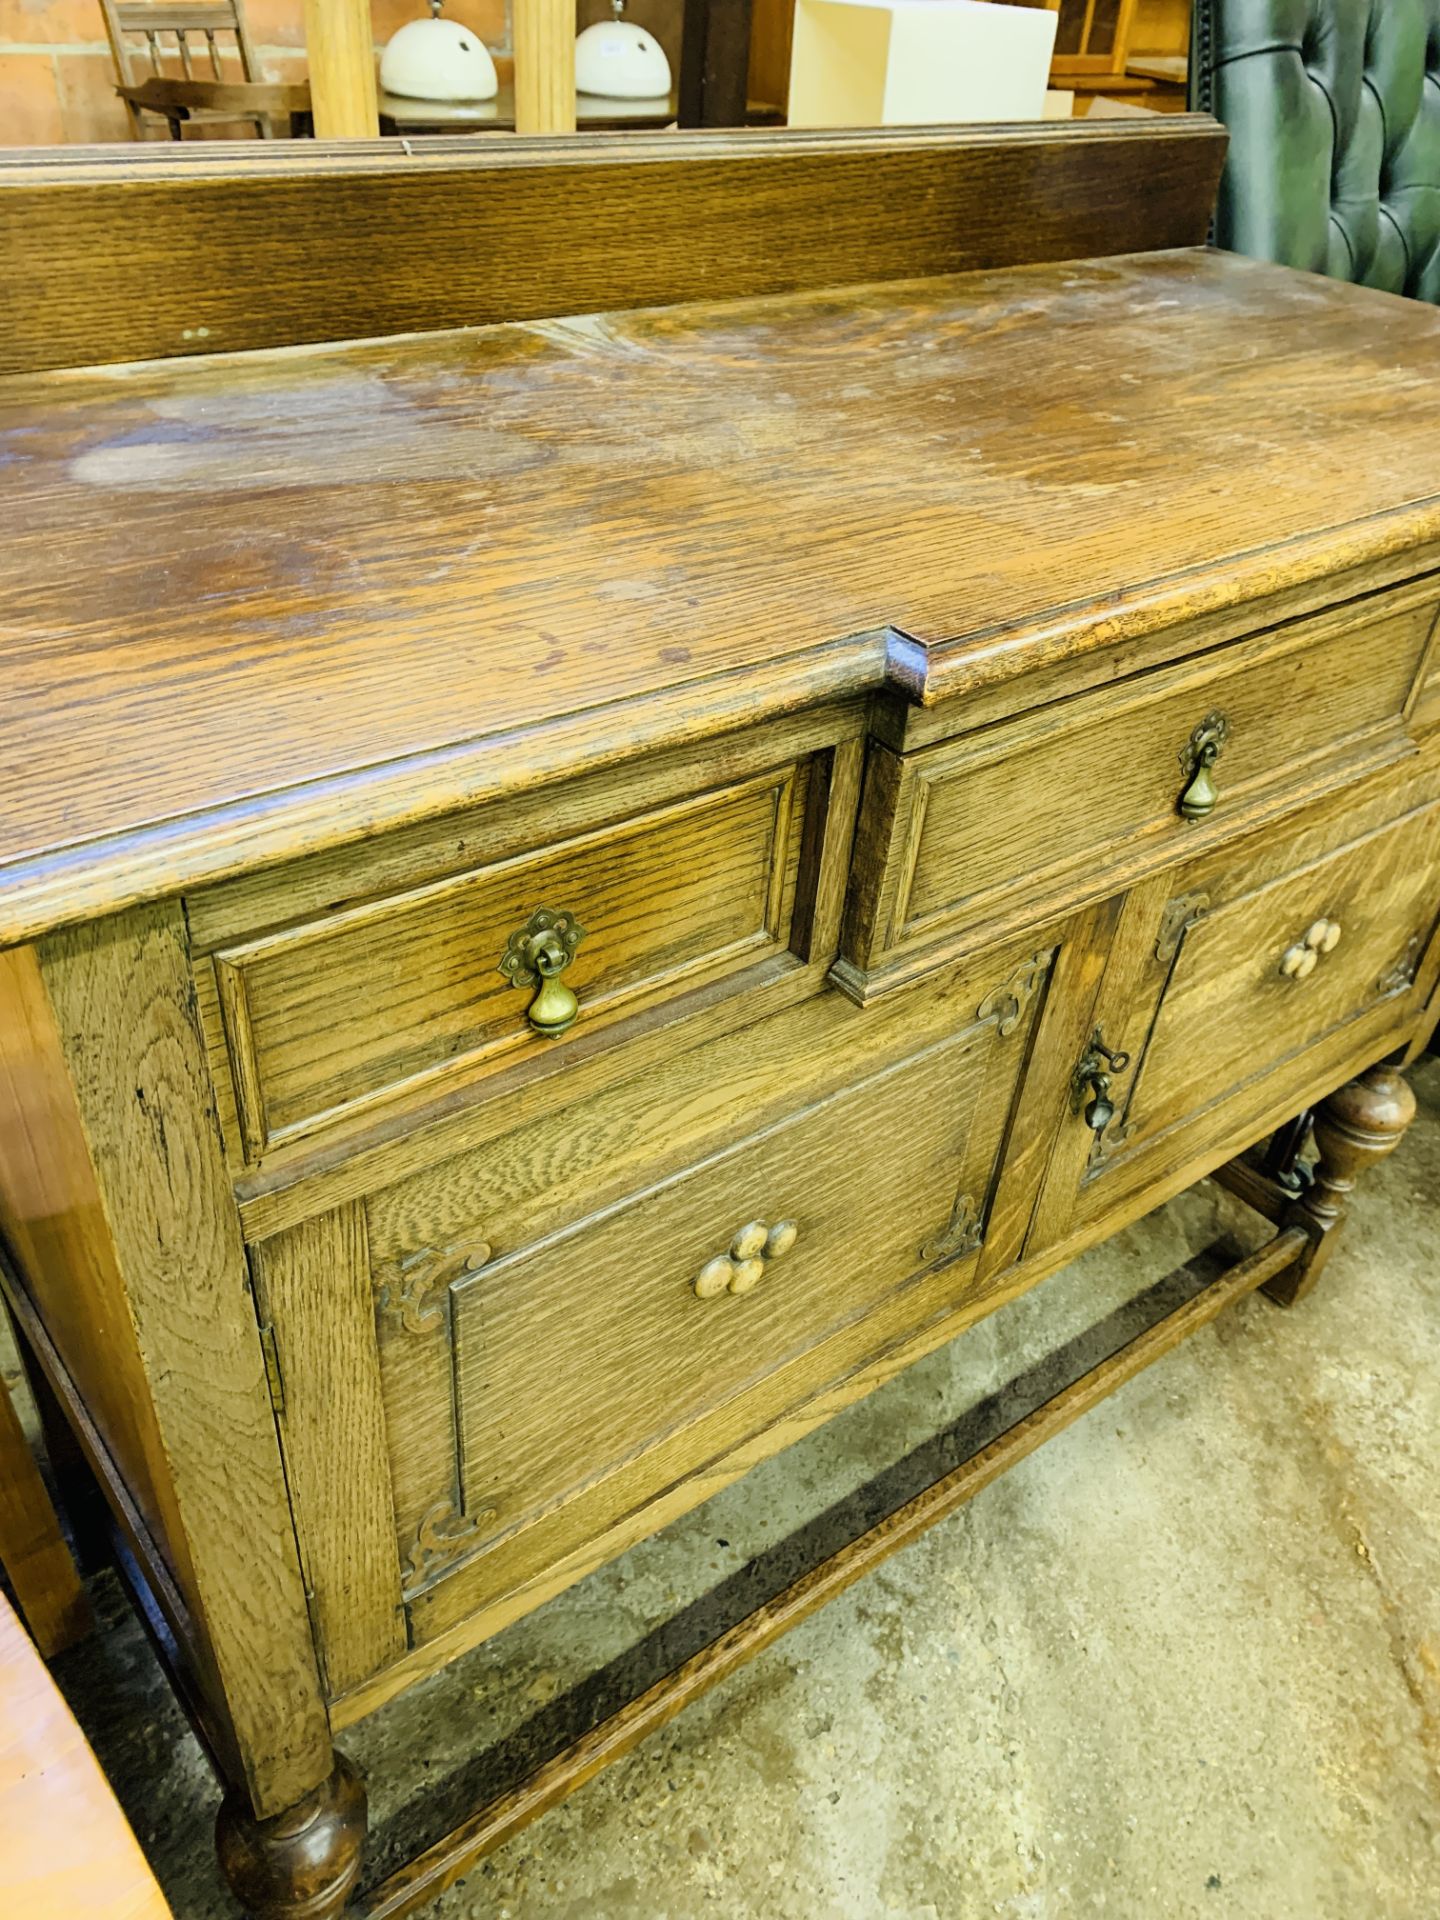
575 4 671 99
381 0 499 103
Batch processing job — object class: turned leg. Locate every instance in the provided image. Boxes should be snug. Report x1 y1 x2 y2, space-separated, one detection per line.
216 1754 366 1920
1264 1064 1417 1308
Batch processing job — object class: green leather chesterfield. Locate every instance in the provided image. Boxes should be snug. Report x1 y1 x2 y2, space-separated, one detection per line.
1192 0 1440 302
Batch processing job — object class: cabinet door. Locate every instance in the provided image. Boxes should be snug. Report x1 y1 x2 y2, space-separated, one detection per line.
1035 796 1440 1246
249 929 1070 1699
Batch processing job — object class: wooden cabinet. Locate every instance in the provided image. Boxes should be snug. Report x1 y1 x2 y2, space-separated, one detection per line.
4 125 1440 1919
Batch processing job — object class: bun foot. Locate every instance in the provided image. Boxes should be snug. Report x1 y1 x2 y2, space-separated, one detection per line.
217 1753 367 1919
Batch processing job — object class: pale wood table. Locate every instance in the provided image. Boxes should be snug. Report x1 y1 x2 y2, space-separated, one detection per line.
0 1591 171 1919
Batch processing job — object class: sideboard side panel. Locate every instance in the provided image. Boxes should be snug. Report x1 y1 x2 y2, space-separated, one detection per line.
0 941 188 1578
28 903 332 1818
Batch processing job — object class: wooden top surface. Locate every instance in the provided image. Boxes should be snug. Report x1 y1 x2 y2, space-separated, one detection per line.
5 244 1440 943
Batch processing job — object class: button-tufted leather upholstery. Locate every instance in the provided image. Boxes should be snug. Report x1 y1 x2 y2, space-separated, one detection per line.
1191 0 1440 303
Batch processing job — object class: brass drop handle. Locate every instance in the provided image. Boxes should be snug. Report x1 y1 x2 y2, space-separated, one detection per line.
1177 711 1230 823
1280 917 1341 981
1073 1029 1132 1134
497 907 586 1037
694 1220 799 1299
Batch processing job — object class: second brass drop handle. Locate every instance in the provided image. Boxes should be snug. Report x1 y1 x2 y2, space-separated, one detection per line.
1177 711 1230 823
1073 1029 1132 1135
497 907 586 1037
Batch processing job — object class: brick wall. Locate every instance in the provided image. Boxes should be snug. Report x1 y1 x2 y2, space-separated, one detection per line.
0 0 509 143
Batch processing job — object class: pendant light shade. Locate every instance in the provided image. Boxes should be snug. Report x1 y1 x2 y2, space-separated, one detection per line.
575 0 671 99
381 0 499 103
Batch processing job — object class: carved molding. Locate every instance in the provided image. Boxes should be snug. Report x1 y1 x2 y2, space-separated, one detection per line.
1156 891 1210 964
977 949 1054 1038
375 1236 492 1337
404 1497 495 1591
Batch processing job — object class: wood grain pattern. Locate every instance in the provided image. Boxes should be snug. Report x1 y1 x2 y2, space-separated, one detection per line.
36 904 332 1818
212 763 806 1156
447 1020 1007 1570
1023 872 1175 1259
0 120 1225 376
976 895 1123 1281
7 250 1440 949
513 0 577 133
0 1242 246 1784
1105 801 1440 1152
0 944 192 1585
398 970 1046 1653
352 1224 1308 1920
302 0 379 139
1 1592 173 1920
332 968 1415 1726
6 115 1440 1899
185 707 860 959
351 926 1047 1592
187 707 856 1182
251 1205 406 1701
848 584 1437 983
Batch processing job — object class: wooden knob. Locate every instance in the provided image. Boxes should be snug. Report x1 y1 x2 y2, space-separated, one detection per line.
694 1256 733 1300
730 1221 768 1261
728 1257 766 1295
696 1220 798 1299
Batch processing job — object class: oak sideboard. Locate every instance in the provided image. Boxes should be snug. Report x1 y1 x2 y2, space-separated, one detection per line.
2 121 1439 1917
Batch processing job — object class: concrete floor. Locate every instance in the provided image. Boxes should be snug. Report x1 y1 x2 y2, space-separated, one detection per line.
22 1057 1440 1919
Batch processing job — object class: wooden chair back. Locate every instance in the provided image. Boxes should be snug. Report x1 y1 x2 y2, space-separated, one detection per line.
98 0 276 139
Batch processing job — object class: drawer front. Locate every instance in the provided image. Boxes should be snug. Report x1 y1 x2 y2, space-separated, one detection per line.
1058 796 1440 1234
844 584 1439 991
208 761 819 1157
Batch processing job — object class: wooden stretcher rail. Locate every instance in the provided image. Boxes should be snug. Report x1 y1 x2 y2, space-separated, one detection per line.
353 1224 1308 1920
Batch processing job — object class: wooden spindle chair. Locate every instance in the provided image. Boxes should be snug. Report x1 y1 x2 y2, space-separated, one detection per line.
99 0 310 140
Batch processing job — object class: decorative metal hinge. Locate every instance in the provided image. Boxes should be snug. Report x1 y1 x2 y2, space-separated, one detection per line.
977 949 1054 1038
1156 891 1210 964
1378 935 1422 998
258 1323 285 1418
922 1192 983 1264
